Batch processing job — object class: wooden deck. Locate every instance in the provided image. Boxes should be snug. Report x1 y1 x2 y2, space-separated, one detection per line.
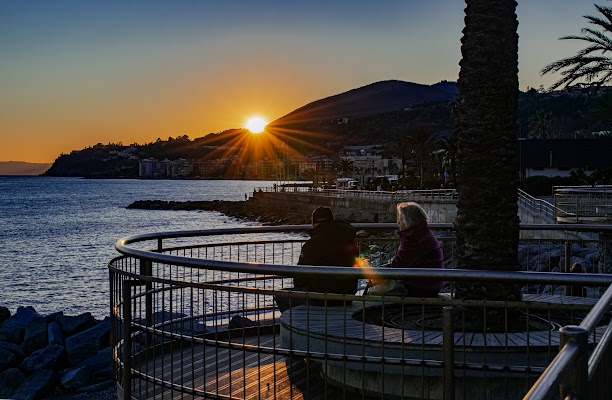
131 333 362 400
280 294 607 350
129 294 608 399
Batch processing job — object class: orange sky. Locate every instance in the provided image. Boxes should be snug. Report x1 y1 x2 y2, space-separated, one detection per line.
0 1 595 163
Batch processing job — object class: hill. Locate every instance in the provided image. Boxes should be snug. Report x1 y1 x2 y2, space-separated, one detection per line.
271 80 457 125
0 161 52 175
43 79 604 178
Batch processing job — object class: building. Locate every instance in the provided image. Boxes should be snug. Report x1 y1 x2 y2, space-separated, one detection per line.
520 139 612 178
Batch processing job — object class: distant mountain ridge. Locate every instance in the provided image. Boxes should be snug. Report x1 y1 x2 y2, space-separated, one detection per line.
270 80 457 126
0 161 52 175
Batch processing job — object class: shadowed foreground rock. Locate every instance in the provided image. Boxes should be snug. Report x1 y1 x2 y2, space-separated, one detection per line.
127 199 312 225
0 307 114 399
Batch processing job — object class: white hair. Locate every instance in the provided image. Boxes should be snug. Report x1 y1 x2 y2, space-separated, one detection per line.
397 202 427 229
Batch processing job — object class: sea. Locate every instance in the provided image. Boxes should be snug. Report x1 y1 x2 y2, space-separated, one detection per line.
0 177 299 318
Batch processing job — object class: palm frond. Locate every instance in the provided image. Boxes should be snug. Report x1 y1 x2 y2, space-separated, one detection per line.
542 4 612 90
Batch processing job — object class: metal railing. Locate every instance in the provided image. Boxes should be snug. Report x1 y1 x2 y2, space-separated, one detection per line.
554 186 612 224
254 186 458 202
109 224 612 400
518 189 560 223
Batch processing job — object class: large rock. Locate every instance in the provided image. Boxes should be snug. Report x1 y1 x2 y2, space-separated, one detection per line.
0 340 26 359
76 347 112 380
229 315 258 329
48 321 65 345
136 311 207 336
20 344 66 372
0 319 25 344
57 313 95 336
0 368 25 399
12 368 56 400
0 306 10 325
0 307 43 344
0 347 17 370
10 306 42 328
44 311 63 323
60 366 91 391
65 321 110 365
21 316 48 354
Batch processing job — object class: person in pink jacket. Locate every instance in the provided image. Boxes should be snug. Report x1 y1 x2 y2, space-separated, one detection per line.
368 202 444 297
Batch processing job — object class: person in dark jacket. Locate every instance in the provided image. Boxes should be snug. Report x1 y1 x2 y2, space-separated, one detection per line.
276 207 358 311
368 202 444 297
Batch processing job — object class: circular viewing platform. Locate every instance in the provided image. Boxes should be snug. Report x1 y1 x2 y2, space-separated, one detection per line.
109 224 612 399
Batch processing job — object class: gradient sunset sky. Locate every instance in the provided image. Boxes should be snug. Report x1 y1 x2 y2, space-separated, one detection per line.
0 1 597 163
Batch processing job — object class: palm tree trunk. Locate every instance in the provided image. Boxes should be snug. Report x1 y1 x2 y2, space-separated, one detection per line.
454 0 521 303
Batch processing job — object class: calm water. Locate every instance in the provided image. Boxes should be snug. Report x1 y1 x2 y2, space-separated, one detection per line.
0 177 294 318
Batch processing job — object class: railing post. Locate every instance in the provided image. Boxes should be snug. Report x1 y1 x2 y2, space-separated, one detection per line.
443 306 455 400
140 259 153 349
559 325 589 400
564 242 572 296
122 281 134 400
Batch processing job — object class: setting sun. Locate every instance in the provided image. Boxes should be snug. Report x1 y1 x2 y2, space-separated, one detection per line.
246 117 267 134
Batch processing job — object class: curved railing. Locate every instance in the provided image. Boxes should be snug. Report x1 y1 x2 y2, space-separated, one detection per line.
109 224 612 400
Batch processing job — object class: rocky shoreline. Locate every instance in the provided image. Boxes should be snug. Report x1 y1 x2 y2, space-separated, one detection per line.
127 199 313 225
0 306 116 400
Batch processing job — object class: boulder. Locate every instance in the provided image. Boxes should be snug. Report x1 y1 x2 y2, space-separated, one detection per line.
44 311 63 323
0 320 25 344
20 344 66 372
60 366 91 391
0 368 25 399
76 347 112 380
57 313 95 336
21 316 48 354
48 321 65 345
65 321 110 365
0 347 17 370
0 306 10 325
0 340 26 359
11 368 56 400
136 311 207 336
10 306 42 328
229 315 258 329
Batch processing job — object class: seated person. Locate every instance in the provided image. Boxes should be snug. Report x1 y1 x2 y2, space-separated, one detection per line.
367 202 444 297
275 207 358 311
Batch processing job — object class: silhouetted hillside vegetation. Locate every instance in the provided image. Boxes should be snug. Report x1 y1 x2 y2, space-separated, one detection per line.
43 80 606 177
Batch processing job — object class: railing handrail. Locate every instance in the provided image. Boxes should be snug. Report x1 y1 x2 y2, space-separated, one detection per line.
117 223 612 246
115 224 612 287
523 341 582 400
580 282 612 333
253 186 458 200
524 284 612 400
517 188 561 221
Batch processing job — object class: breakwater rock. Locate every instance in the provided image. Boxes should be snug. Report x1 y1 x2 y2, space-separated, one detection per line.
0 306 114 400
127 199 312 225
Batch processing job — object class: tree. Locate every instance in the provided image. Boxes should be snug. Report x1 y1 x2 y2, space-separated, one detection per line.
440 134 458 184
391 136 412 178
405 125 440 187
454 0 522 305
528 111 554 138
589 89 612 130
336 158 354 177
541 4 612 90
